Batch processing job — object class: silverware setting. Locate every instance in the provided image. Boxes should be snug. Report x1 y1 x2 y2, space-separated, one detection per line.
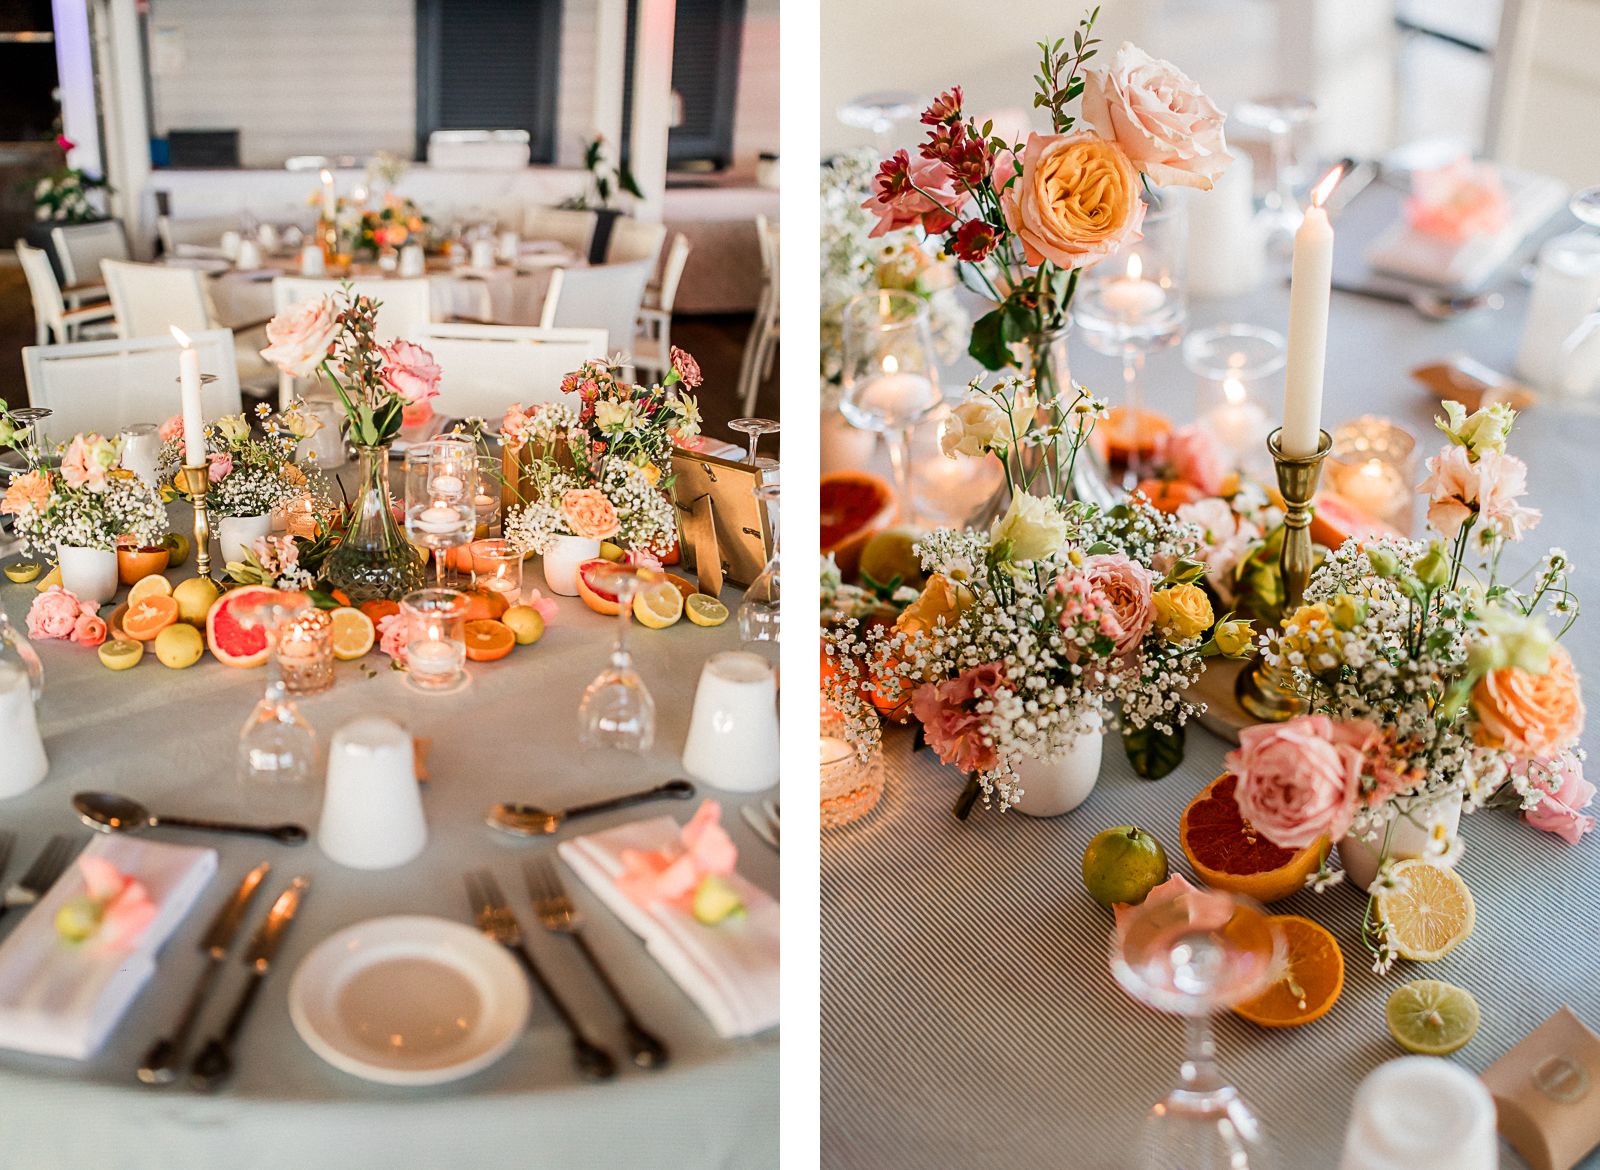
1329 281 1504 321
487 778 695 838
524 858 668 1070
463 869 617 1081
741 800 780 852
0 835 82 925
73 791 308 845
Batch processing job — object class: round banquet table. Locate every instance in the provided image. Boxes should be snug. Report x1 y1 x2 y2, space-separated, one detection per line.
0 534 778 1169
820 179 1600 1169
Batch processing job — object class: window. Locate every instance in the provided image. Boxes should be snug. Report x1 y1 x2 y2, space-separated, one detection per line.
623 0 746 170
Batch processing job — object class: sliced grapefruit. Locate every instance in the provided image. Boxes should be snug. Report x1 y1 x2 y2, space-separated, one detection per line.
204 584 276 667
575 560 659 616
1233 915 1345 1028
1093 407 1171 465
1180 774 1327 904
821 471 895 580
463 619 514 661
123 595 180 642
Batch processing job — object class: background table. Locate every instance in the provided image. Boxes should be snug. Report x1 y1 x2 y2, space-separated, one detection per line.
0 547 778 1169
820 180 1600 1169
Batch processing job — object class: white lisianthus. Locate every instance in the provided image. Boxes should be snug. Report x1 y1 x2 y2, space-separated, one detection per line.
940 388 1036 459
215 414 251 443
1437 400 1516 462
989 492 1068 563
593 399 637 433
1467 603 1556 676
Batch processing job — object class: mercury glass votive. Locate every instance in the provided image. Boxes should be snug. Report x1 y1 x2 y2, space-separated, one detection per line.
1326 415 1418 535
401 588 469 693
820 711 885 830
283 493 319 539
1182 324 1285 469
276 609 334 696
470 538 523 604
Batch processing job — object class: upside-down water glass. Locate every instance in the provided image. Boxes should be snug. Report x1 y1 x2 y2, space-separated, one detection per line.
578 565 655 753
738 481 780 643
233 590 317 785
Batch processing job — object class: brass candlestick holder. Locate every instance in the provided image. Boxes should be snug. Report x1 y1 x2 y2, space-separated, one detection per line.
1235 427 1332 722
178 464 214 580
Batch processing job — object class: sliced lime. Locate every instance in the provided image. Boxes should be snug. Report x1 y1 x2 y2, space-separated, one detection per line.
1386 979 1480 1055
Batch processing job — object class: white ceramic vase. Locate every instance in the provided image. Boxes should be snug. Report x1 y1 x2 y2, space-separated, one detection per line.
56 544 118 604
1338 793 1463 892
218 514 272 566
1011 715 1105 817
542 535 601 596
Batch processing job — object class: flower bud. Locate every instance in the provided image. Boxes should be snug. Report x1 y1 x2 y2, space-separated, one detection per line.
1366 548 1400 578
1213 618 1254 657
1328 593 1366 631
1413 541 1450 590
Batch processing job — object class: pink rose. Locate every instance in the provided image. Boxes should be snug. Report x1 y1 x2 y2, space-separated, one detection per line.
59 433 114 493
260 296 340 378
207 451 233 483
1159 423 1226 496
1081 42 1232 191
28 587 87 640
1407 158 1510 243
377 613 409 664
71 613 107 647
560 488 620 541
860 150 968 239
1519 753 1596 845
616 801 737 910
378 339 442 406
524 587 559 624
1419 446 1541 542
910 662 1007 775
999 131 1146 270
1082 553 1156 659
1225 715 1366 849
158 416 184 443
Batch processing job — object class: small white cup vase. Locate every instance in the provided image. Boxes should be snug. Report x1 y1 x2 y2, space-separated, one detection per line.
1010 714 1105 817
218 514 272 566
398 244 426 277
0 663 47 799
1338 792 1463 893
1339 1056 1498 1170
236 238 262 270
682 651 780 792
542 535 601 596
56 544 118 604
318 716 428 870
299 244 326 276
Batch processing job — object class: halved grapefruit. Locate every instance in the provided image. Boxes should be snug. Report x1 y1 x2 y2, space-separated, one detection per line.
1180 774 1327 904
821 472 895 580
576 560 659 616
204 584 276 668
1310 491 1404 552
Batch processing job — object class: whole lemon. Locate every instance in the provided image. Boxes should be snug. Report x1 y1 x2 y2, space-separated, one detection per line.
154 622 204 668
502 605 546 645
1082 826 1169 909
172 576 221 626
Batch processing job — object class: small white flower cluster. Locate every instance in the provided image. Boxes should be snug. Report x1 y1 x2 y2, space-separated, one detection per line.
11 473 165 554
503 457 675 555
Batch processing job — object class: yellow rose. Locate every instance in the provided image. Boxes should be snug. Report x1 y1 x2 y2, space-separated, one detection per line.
1000 131 1146 270
1213 618 1253 657
641 462 662 487
1152 583 1213 642
895 572 974 637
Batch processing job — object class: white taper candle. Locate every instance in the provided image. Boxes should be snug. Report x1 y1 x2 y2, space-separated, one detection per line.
1281 166 1344 457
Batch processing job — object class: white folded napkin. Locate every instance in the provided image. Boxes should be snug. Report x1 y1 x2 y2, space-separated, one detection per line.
0 835 216 1060
558 817 778 1039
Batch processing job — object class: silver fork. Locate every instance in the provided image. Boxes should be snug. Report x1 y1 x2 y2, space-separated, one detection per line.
0 831 16 888
0 835 78 924
463 870 617 1081
741 799 779 851
524 858 668 1070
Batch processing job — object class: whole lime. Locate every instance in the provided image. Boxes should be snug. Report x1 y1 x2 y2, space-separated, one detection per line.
1082 825 1170 909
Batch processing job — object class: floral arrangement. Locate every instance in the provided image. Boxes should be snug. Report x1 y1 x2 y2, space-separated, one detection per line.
157 404 323 520
32 137 109 223
26 586 106 648
861 10 1229 369
54 855 155 949
560 135 643 211
618 801 745 923
225 534 315 592
358 193 428 253
0 432 165 555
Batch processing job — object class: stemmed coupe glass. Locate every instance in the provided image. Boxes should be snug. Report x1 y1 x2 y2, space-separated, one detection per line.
1233 94 1319 252
403 438 477 589
729 418 780 471
233 590 317 785
578 564 656 753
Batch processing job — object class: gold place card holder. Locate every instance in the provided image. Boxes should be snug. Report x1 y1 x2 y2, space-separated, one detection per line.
669 447 774 598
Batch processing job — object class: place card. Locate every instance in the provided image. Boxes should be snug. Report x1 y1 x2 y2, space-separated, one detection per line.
669 447 773 590
1480 1006 1600 1170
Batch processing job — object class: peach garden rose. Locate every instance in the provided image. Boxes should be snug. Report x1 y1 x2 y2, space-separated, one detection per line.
259 296 339 378
999 131 1145 270
1472 643 1585 759
560 488 621 541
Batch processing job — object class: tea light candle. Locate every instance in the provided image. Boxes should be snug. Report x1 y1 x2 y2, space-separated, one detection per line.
857 354 936 420
820 715 886 831
285 495 318 539
1100 253 1166 320
1326 415 1418 534
1204 375 1270 457
408 640 457 673
430 474 464 498
414 505 461 534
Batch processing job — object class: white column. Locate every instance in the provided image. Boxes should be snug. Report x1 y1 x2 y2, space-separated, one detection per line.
627 0 676 224
94 0 154 256
51 0 102 180
592 0 628 154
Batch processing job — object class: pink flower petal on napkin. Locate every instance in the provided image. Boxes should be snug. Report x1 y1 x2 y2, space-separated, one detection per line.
77 855 127 902
682 801 738 876
97 882 157 950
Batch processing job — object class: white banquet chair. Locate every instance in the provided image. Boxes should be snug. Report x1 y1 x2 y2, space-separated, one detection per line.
156 214 239 258
23 330 242 440
418 323 608 419
49 220 128 307
736 216 781 414
523 207 599 259
634 232 693 383
607 218 668 268
271 277 436 407
538 260 653 368
15 242 115 345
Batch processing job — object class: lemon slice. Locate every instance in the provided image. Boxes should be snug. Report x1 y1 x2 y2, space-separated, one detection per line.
599 541 626 563
632 580 684 628
34 565 62 592
4 561 42 584
128 574 174 605
329 607 375 660
1386 979 1480 1055
686 593 729 627
97 639 144 671
1374 860 1476 961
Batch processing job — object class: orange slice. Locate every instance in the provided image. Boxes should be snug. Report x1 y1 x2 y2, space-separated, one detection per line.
1233 915 1345 1028
122 594 180 642
463 619 514 661
329 607 375 660
1180 775 1327 904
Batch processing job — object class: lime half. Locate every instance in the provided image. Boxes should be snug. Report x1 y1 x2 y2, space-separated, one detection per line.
1386 979 1480 1055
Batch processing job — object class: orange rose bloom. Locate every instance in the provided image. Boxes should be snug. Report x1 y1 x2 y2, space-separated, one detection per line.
0 469 51 516
1000 131 1145 270
560 488 620 541
895 573 975 638
1472 643 1586 758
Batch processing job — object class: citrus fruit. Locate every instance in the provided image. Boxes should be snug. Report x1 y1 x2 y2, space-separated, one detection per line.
128 574 174 606
1373 860 1476 961
686 594 728 627
1082 826 1169 909
1095 407 1171 464
4 561 41 584
462 589 508 622
463 618 514 661
1181 774 1327 904
329 607 375 660
1233 915 1345 1028
820 471 896 579
116 545 169 585
154 622 204 668
122 595 180 641
633 580 684 628
162 532 191 568
204 584 274 667
599 541 625 562
576 559 656 616
1385 979 1480 1055
664 573 697 602
34 565 62 592
502 605 546 645
858 528 927 592
692 874 746 925
1135 478 1202 515
56 895 104 942
359 598 400 625
97 638 144 671
172 577 221 626
1310 491 1404 552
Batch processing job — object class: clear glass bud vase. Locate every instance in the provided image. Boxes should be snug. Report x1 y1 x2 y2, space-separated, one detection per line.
323 443 425 603
1019 326 1118 511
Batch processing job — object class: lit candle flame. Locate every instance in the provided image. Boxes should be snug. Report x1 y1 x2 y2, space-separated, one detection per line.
170 325 192 348
319 168 333 185
882 354 899 375
1223 376 1246 406
1126 253 1143 281
1310 165 1345 209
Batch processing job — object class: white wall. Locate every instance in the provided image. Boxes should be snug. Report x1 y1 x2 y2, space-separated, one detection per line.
732 0 780 165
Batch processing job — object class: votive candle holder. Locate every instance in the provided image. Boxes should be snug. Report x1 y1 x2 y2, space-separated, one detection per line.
1326 415 1418 535
276 608 334 696
401 588 469 692
471 538 523 604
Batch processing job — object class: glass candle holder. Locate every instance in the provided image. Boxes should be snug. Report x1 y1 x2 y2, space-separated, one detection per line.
275 608 334 696
471 538 523 604
401 588 469 693
1326 416 1418 535
820 710 885 831
1182 324 1285 470
474 454 502 538
282 492 319 539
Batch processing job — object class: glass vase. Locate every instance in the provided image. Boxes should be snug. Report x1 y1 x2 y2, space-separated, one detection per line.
1004 326 1118 513
323 443 425 603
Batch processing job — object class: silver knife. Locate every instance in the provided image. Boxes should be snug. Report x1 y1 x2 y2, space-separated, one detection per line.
138 861 271 1085
190 876 309 1092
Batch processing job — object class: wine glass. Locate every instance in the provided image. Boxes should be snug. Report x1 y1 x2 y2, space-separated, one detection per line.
0 610 43 701
403 438 477 589
232 590 317 785
836 90 925 153
1233 94 1319 252
839 290 942 523
578 564 656 752
738 481 780 643
729 417 780 471
1110 887 1286 1169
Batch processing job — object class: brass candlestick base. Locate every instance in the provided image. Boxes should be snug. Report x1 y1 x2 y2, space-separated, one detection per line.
1236 427 1332 723
178 464 214 580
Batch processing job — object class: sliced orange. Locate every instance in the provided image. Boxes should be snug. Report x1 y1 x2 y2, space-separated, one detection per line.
122 594 180 642
462 589 508 622
664 573 698 603
328 607 375 660
1233 915 1345 1028
127 573 174 606
463 618 514 661
359 599 400 625
820 471 895 580
1180 775 1327 904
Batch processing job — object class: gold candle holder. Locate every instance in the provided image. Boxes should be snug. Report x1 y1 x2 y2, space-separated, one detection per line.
1235 426 1332 723
178 464 214 580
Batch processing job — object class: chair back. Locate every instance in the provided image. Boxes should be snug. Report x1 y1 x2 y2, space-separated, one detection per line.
656 232 693 314
419 323 608 418
101 259 213 338
49 221 129 288
606 218 668 267
22 330 242 439
15 241 66 335
523 207 598 258
156 214 241 257
271 277 434 342
1490 0 1600 188
537 260 653 361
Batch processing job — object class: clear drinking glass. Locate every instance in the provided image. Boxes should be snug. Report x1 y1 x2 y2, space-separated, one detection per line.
474 453 502 537
233 590 317 785
470 537 523 605
403 438 478 589
578 565 656 752
1110 888 1286 1170
401 588 470 693
839 290 942 522
729 417 781 471
738 482 780 643
1233 94 1319 251
0 610 43 701
836 90 925 152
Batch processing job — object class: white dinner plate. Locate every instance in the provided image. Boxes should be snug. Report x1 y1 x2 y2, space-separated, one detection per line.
289 915 530 1086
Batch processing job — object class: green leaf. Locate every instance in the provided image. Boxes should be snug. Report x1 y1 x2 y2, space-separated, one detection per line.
968 308 1010 370
1123 723 1186 780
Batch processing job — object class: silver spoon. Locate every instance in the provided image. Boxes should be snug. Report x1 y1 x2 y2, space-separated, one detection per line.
73 792 308 845
487 779 696 837
1330 281 1504 320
